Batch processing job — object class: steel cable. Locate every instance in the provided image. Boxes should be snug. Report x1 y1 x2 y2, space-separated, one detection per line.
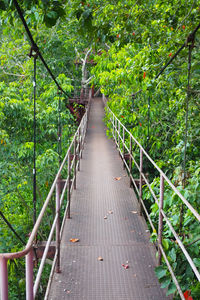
13 0 70 97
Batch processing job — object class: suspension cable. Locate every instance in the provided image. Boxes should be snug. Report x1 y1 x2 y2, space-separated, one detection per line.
147 96 150 143
0 210 26 246
58 90 62 165
13 0 69 97
155 22 200 79
33 55 37 225
182 42 193 188
130 21 200 98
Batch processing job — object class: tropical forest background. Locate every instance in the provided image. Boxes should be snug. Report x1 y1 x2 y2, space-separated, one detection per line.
0 0 199 299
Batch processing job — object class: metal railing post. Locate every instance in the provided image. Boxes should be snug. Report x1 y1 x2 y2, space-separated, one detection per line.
123 127 125 169
118 122 120 149
0 257 8 300
112 114 114 138
78 127 81 171
67 151 71 219
129 136 132 187
26 249 34 300
158 175 164 264
80 124 83 159
115 118 117 146
56 177 61 273
139 149 143 215
74 136 77 190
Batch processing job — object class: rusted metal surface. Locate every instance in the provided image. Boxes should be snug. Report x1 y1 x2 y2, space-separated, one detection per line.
48 98 170 300
35 242 56 259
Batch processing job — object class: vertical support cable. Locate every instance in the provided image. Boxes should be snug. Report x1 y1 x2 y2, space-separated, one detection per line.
182 44 192 188
180 43 193 232
58 90 62 166
132 95 134 111
147 96 150 146
33 55 37 225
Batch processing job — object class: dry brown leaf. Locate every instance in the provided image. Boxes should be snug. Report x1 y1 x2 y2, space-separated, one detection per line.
108 210 113 214
104 216 107 219
69 238 79 243
98 256 103 261
131 211 138 214
114 177 121 181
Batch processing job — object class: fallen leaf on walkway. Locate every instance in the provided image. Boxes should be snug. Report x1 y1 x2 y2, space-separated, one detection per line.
108 210 113 214
122 264 129 269
114 177 121 181
98 256 103 261
125 265 129 269
104 216 107 219
131 211 138 214
70 238 79 243
123 175 127 177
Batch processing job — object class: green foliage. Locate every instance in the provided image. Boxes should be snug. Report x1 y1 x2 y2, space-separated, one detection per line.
87 1 200 298
0 0 200 298
0 15 78 298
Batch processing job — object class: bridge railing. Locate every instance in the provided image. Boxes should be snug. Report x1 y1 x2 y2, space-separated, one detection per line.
0 97 91 300
106 105 200 300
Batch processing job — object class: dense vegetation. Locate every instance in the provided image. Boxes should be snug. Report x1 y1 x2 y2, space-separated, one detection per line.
0 0 199 299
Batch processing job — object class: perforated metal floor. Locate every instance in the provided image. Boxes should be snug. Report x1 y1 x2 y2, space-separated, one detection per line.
48 98 170 300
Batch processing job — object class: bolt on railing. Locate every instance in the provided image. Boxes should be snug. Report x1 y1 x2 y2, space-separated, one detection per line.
0 96 92 300
105 103 200 300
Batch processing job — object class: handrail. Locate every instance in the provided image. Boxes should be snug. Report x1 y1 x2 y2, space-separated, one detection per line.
0 95 92 300
105 102 200 300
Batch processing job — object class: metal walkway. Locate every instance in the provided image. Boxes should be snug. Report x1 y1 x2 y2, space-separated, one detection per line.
48 98 170 300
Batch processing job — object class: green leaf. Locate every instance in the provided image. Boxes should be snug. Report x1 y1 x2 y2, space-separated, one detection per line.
193 258 200 268
169 248 176 262
160 277 171 289
166 282 177 296
155 266 167 279
162 238 169 250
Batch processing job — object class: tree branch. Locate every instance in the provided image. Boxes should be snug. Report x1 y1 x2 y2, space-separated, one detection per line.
0 66 27 77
